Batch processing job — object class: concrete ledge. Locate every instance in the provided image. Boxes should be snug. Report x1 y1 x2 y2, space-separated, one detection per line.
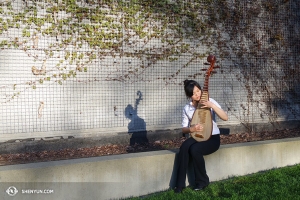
0 137 300 200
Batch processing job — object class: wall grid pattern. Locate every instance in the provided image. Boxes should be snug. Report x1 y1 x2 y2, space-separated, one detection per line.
0 0 299 136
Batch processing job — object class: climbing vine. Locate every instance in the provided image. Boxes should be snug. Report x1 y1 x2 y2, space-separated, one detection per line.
0 0 299 130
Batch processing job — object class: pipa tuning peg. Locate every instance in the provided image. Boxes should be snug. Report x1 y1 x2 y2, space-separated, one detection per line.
207 55 216 62
214 65 220 68
201 68 207 71
204 62 210 65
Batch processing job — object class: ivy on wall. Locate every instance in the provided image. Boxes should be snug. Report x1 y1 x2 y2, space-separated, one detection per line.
0 0 215 101
0 0 299 130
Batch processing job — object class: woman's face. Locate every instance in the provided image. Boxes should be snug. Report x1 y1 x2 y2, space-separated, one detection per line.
191 86 201 101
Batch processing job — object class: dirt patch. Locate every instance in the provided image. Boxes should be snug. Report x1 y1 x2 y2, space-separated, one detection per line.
0 128 299 166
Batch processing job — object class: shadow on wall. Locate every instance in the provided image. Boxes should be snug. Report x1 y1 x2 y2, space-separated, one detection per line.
124 91 148 146
270 1 300 124
271 83 300 122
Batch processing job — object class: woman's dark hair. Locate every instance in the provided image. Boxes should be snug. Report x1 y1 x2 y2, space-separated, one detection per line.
183 80 202 98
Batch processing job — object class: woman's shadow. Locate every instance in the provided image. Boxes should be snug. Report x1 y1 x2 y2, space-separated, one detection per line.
124 91 148 146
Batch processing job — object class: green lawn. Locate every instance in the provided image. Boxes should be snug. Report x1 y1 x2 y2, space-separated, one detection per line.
127 164 300 200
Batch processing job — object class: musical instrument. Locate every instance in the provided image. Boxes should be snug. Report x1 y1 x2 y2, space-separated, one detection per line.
190 55 217 142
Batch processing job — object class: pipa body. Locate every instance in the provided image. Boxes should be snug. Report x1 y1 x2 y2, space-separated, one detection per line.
190 55 216 142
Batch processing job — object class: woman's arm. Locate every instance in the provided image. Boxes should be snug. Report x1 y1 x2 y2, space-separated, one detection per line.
182 124 203 134
181 106 203 134
200 100 228 121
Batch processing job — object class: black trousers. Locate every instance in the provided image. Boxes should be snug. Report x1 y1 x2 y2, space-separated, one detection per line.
176 134 220 188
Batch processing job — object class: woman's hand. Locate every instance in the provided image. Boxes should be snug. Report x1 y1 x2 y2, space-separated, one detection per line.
190 123 203 133
200 100 214 108
201 100 228 121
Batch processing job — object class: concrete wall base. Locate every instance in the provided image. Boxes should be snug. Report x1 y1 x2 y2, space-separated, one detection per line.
0 137 300 200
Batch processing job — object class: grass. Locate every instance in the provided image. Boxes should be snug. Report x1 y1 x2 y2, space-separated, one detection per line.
127 164 300 200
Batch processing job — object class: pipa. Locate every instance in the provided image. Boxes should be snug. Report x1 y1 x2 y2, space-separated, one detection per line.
190 55 218 142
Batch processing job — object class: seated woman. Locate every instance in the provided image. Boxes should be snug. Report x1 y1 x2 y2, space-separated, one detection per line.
174 79 228 193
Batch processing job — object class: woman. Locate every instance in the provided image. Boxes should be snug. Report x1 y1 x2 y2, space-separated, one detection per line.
174 80 228 193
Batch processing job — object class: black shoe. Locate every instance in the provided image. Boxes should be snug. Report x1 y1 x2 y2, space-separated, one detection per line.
194 184 207 191
174 187 183 193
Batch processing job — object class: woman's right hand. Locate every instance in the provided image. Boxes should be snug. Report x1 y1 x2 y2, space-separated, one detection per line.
190 124 203 133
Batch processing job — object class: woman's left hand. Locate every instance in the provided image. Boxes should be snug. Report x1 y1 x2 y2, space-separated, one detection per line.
200 100 214 109
200 100 229 121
